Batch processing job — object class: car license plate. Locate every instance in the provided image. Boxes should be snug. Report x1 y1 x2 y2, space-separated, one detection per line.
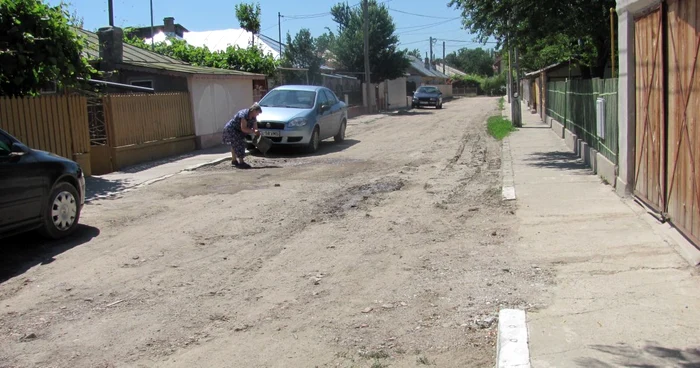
420 101 429 105
261 130 280 137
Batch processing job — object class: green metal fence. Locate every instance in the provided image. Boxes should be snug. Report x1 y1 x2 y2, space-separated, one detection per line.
546 78 619 164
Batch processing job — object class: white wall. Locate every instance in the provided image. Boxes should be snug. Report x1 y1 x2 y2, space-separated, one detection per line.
437 84 453 98
385 77 408 109
189 76 253 149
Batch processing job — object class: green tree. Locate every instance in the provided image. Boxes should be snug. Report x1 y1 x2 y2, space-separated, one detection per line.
316 28 336 55
448 0 615 77
445 48 494 76
281 29 323 84
124 35 277 76
0 0 96 96
235 2 261 45
330 0 409 83
404 48 422 59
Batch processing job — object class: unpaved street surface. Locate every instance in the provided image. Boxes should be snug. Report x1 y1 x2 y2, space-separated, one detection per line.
0 97 550 368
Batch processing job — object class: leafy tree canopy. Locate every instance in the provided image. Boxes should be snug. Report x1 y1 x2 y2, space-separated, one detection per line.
445 47 494 77
448 0 615 77
316 28 336 56
281 28 323 84
0 0 96 96
404 48 422 59
124 35 277 76
235 2 261 44
330 0 409 83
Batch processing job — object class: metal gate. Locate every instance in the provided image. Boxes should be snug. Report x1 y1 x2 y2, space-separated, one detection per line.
633 7 666 212
666 0 700 245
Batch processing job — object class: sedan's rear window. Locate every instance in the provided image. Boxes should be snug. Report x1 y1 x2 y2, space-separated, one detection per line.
259 90 316 109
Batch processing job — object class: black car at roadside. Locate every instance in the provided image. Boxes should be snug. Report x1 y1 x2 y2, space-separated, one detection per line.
411 85 444 109
0 128 86 240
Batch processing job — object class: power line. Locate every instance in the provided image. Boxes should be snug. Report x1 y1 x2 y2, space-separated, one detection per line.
283 2 361 19
389 8 457 19
398 39 427 46
395 17 460 31
438 38 499 44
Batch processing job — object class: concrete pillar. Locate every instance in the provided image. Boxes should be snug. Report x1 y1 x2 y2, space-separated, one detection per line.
616 9 637 197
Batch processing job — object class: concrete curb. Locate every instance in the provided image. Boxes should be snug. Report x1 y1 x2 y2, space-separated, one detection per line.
497 309 531 368
501 137 516 201
183 156 230 171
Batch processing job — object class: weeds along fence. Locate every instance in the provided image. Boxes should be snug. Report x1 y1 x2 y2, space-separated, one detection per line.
546 78 619 164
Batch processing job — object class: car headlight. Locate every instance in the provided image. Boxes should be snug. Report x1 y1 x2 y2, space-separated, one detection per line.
288 117 308 127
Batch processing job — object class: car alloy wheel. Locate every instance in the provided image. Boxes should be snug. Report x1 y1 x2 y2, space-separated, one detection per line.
52 191 77 231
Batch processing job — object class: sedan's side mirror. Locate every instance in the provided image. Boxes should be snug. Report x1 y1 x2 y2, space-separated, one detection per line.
11 142 28 154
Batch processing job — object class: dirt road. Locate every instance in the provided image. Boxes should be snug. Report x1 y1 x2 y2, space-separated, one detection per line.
0 97 550 368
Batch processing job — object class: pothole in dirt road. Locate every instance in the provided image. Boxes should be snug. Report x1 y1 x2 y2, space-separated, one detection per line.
199 155 366 171
322 177 405 217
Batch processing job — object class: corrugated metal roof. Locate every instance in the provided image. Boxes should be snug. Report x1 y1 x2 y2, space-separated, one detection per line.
77 28 264 78
120 62 266 78
435 63 467 77
407 56 449 79
524 62 568 77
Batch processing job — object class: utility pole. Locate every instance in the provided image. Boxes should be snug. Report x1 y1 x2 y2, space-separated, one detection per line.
442 41 446 74
108 0 114 26
429 36 433 66
513 47 522 127
363 0 371 113
149 0 154 50
507 38 513 104
278 12 283 57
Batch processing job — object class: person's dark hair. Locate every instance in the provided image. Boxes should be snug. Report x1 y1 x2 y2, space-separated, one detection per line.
249 102 263 113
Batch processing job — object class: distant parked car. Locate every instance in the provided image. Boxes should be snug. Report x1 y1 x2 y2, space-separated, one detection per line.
0 128 86 240
252 85 348 153
411 86 444 109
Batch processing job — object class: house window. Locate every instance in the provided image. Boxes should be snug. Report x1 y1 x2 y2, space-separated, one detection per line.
130 80 154 90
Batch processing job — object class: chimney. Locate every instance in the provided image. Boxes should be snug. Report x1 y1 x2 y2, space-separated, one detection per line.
164 17 175 36
97 26 124 66
424 57 430 69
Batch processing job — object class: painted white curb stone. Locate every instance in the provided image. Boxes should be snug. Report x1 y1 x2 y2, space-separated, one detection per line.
497 309 531 368
502 137 516 201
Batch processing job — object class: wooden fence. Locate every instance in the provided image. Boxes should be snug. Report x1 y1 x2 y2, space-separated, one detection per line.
546 78 619 164
105 93 195 147
0 95 91 174
98 92 196 172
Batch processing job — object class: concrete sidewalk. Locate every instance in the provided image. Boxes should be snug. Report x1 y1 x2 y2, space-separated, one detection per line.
505 102 700 367
84 112 392 202
85 145 232 201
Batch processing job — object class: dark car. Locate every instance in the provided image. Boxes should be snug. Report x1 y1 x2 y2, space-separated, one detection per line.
411 86 444 109
0 128 86 240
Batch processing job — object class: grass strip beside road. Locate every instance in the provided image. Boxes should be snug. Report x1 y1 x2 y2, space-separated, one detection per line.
487 115 516 141
498 96 505 111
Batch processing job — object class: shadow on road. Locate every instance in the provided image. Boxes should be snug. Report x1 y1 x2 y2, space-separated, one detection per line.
575 343 700 368
250 139 361 158
0 225 100 284
85 176 130 201
524 150 591 172
385 109 436 116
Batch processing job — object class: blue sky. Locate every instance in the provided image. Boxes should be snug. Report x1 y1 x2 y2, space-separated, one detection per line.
50 0 495 57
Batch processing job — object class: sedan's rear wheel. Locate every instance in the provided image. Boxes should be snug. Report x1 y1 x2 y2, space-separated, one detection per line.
41 182 81 239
